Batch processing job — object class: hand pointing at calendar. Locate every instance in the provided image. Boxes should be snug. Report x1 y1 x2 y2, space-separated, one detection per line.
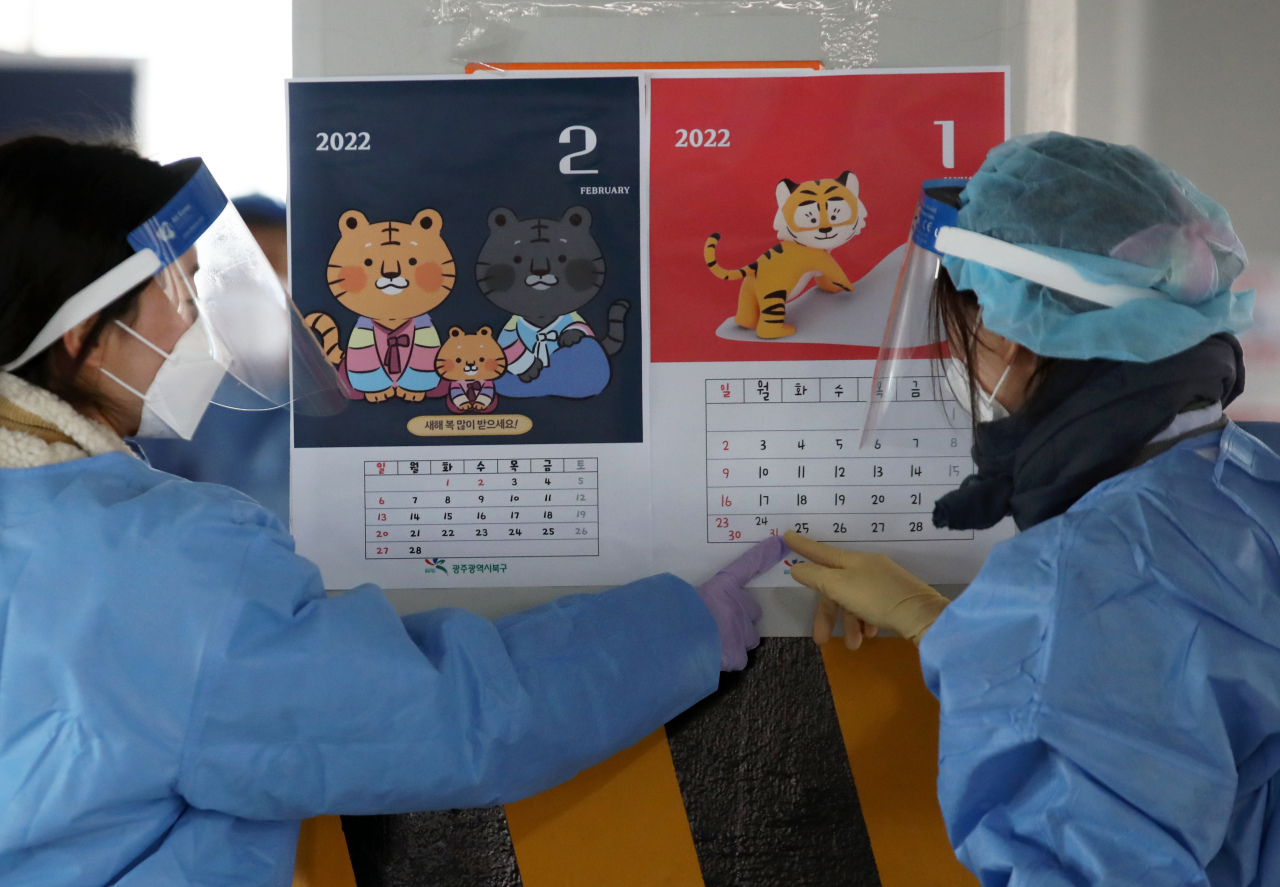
696 535 788 670
784 531 948 649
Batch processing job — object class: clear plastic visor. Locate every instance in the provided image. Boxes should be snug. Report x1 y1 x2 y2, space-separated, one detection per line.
859 180 966 448
138 165 343 415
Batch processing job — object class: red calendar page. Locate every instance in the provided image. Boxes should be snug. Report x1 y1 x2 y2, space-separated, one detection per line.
649 70 1007 364
648 70 1014 609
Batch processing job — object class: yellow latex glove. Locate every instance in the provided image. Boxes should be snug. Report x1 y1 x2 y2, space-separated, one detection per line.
784 531 949 648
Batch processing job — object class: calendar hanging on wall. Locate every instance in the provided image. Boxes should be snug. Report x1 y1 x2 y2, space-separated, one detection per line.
287 74 651 589
646 69 1010 587
286 67 1010 591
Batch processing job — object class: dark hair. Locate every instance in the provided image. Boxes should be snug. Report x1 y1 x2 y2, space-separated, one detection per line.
0 135 189 413
929 266 1074 426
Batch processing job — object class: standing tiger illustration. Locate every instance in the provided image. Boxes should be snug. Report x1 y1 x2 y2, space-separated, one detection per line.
305 209 455 403
705 172 866 339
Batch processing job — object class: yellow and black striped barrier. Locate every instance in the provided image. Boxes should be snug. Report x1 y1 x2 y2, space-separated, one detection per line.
294 637 974 887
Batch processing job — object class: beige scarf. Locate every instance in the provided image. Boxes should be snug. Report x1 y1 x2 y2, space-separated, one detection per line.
0 372 134 468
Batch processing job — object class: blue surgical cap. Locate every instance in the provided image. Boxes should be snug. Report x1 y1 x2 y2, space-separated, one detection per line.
941 132 1254 362
232 193 286 228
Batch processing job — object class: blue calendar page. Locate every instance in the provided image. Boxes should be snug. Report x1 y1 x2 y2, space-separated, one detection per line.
288 75 653 590
288 75 643 449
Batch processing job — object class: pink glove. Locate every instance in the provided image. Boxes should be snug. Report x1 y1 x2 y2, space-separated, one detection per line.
696 535 788 671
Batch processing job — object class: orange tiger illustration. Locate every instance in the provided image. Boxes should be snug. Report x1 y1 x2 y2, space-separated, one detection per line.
434 326 508 414
304 209 455 402
705 172 866 339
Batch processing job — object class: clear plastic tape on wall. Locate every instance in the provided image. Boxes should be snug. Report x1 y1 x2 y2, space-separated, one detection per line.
427 0 894 69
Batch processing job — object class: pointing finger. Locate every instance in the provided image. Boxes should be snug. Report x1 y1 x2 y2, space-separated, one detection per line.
718 535 788 584
783 531 855 569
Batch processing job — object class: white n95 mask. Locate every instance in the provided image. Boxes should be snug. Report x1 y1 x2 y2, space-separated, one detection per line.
943 355 1011 424
101 319 232 440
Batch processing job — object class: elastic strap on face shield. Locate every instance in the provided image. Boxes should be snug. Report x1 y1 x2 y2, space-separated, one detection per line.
935 226 1165 309
1 249 162 373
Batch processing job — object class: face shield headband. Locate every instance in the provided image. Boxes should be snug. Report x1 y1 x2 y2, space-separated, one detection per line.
933 227 1168 309
2 163 222 373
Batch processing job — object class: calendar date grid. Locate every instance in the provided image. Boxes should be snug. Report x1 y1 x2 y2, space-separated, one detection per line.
363 458 600 559
705 377 974 544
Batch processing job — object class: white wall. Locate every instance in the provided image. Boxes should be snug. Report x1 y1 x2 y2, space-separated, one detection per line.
1076 0 1280 419
1077 0 1280 258
295 0 1031 109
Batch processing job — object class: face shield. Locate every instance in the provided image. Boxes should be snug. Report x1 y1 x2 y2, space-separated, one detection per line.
2 160 344 438
859 179 966 448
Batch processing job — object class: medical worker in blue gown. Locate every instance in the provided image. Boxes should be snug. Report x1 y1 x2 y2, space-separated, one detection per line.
0 135 780 886
787 132 1279 886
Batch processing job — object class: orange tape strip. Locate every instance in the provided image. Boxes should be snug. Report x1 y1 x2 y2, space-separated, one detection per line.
820 636 977 887
464 61 823 73
292 815 358 887
505 727 704 887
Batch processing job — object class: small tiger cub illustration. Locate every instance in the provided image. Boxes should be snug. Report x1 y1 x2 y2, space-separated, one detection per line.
704 172 866 339
434 326 508 414
305 209 455 403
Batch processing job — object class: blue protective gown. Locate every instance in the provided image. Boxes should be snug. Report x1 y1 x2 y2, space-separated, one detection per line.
139 404 291 525
921 422 1280 886
0 453 720 886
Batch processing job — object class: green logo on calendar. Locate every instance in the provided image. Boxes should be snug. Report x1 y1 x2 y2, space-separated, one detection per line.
423 558 511 577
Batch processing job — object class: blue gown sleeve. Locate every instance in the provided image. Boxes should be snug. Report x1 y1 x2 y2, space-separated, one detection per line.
177 527 720 819
919 506 1238 886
